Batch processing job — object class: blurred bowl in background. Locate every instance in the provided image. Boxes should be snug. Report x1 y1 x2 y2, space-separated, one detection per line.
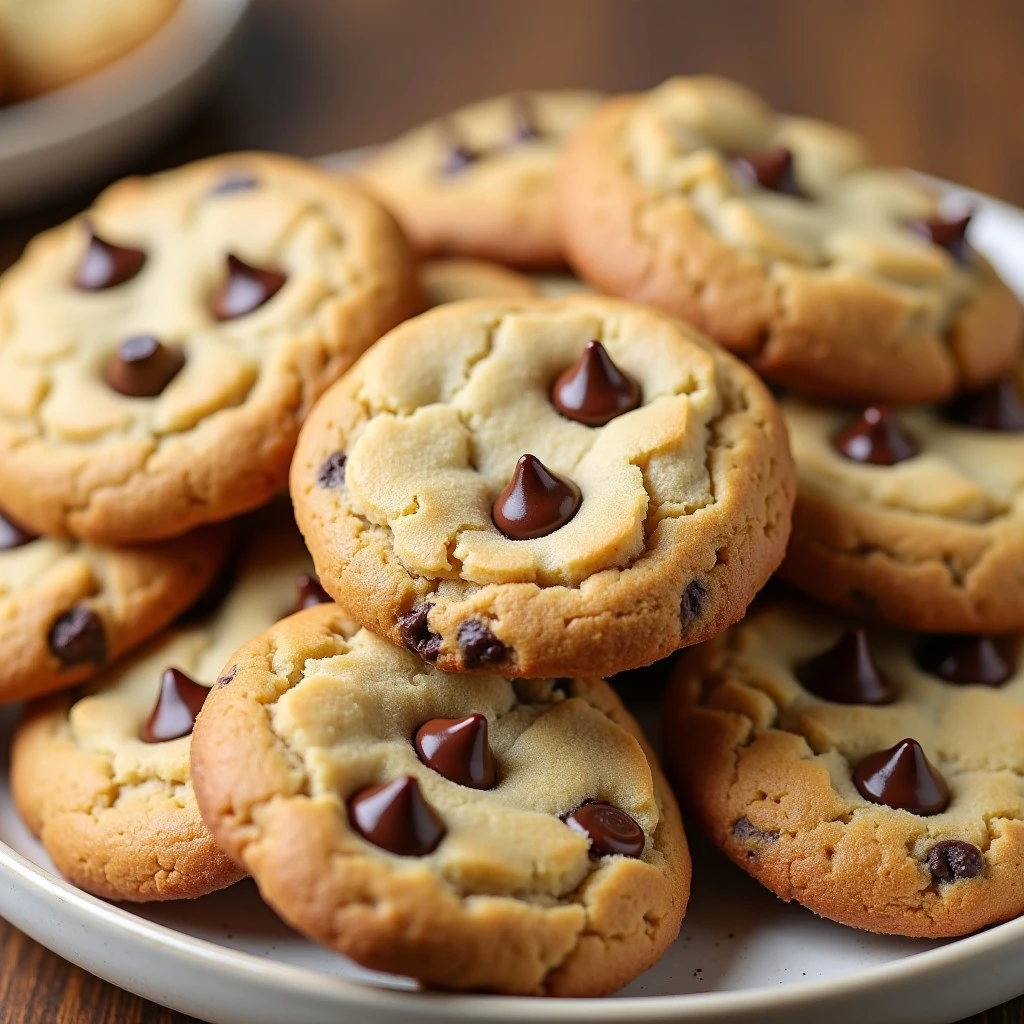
0 0 251 216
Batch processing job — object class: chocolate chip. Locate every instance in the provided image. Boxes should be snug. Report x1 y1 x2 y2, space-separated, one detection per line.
680 580 707 630
834 406 919 465
210 253 287 320
140 668 210 743
912 214 972 264
733 147 801 196
348 775 445 856
796 628 895 705
915 635 1014 686
564 801 646 858
73 224 147 290
457 619 507 668
511 94 540 142
398 604 442 662
440 120 480 174
212 174 259 194
103 335 185 398
414 714 496 789
732 817 779 850
216 665 237 687
552 340 641 426
0 510 35 550
853 738 949 815
492 454 581 540
48 605 106 666
292 573 331 614
943 377 1024 432
926 839 984 883
316 452 347 489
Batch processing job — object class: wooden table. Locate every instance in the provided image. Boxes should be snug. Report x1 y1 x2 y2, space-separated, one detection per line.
2 1 1024 1021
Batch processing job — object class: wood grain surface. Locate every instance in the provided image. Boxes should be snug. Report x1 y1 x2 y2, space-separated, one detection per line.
2 1 1024 1022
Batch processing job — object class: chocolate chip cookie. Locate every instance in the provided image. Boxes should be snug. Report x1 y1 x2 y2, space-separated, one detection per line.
10 511 328 901
191 602 689 995
360 91 603 267
291 296 795 678
666 595 1024 938
420 257 537 307
558 76 1022 403
0 508 229 703
780 362 1024 632
0 152 420 544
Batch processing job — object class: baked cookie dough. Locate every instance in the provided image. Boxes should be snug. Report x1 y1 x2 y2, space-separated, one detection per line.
0 152 420 544
780 362 1024 632
10 514 328 902
360 91 603 267
291 296 795 678
191 602 689 995
557 76 1021 403
665 596 1024 937
420 257 537 307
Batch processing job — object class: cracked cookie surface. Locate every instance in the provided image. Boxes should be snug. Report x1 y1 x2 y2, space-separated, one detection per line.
0 151 420 544
10 512 322 901
557 76 1022 403
665 596 1024 937
360 91 603 267
291 296 795 678
190 602 689 995
780 364 1024 632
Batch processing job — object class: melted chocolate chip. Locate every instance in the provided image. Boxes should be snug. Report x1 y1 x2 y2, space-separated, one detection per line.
316 451 347 489
48 605 106 666
853 738 949 815
733 816 779 846
680 580 707 631
926 839 984 883
211 253 287 320
440 121 480 174
398 604 442 662
511 94 540 142
216 665 237 687
414 714 496 789
564 801 645 858
943 377 1024 432
292 573 331 614
348 775 445 856
733 147 801 196
796 628 895 705
457 619 507 668
493 454 581 540
74 225 147 290
834 406 919 465
212 174 259 194
915 635 1014 686
140 668 209 743
103 336 185 398
552 341 641 426
912 214 972 264
0 510 35 550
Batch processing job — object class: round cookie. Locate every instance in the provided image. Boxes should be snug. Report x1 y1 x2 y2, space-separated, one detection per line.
360 91 603 267
0 508 229 703
0 152 420 544
665 595 1024 938
557 76 1022 404
780 362 1024 632
420 257 537 307
191 601 689 995
10 513 328 902
291 296 795 679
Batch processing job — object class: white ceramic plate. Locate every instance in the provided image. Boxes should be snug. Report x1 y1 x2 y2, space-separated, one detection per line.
0 0 251 214
2 165 1023 1024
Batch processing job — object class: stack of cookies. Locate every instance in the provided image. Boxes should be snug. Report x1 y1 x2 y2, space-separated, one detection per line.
1 75 1020 1000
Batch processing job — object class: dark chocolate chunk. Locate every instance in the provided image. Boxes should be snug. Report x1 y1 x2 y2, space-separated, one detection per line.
853 738 949 815
348 775 445 856
796 628 895 705
732 816 779 845
440 120 480 174
414 713 496 789
0 510 35 550
48 605 106 666
564 800 646 858
492 454 581 540
74 224 147 290
680 580 708 630
552 340 641 426
398 604 442 662
833 406 919 465
216 665 237 688
926 839 984 883
292 573 331 614
915 635 1014 686
733 146 801 196
140 668 210 743
912 214 972 264
103 335 185 398
211 253 287 320
316 452 347 489
457 619 507 668
212 174 259 194
943 377 1024 432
